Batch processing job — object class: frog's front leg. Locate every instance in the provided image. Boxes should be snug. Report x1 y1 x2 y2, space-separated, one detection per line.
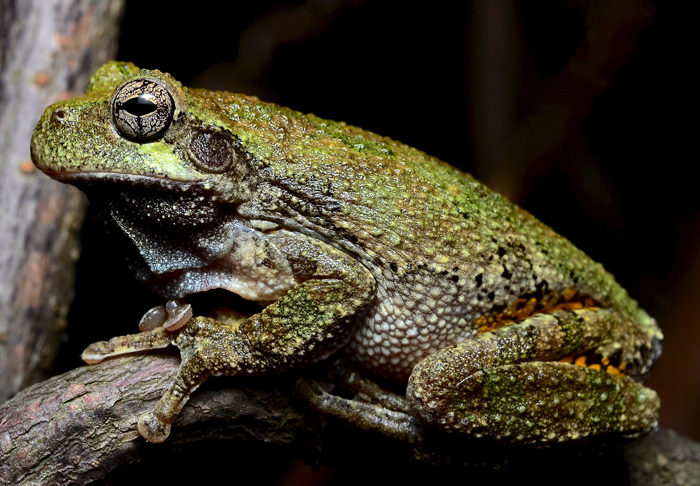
407 308 661 444
85 231 376 443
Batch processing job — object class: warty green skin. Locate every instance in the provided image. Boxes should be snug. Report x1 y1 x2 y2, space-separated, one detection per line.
31 62 662 444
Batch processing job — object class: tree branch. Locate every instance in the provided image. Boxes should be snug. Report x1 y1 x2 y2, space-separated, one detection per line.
0 353 316 485
1 353 698 485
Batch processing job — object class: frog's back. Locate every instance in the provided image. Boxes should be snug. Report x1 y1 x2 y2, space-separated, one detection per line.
216 93 658 380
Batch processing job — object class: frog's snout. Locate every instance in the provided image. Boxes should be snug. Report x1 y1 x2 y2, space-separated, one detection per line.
30 101 85 174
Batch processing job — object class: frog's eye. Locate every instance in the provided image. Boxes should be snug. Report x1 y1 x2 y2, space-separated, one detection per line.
112 79 174 142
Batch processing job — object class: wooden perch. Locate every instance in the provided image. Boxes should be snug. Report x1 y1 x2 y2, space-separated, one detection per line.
1 352 699 485
0 353 316 485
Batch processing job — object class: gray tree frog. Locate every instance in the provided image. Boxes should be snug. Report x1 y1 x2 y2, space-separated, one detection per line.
30 62 662 445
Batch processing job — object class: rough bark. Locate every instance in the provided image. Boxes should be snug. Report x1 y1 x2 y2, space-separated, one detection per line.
0 352 698 485
0 353 317 485
0 0 125 403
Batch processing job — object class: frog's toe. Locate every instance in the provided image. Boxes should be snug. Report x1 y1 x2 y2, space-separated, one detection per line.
81 328 172 364
138 411 172 443
81 341 113 364
139 305 168 331
163 300 193 331
138 300 193 332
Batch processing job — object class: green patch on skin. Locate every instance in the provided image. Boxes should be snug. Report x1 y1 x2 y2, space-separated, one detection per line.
556 312 586 358
585 367 626 433
138 142 207 182
481 367 534 439
86 61 141 94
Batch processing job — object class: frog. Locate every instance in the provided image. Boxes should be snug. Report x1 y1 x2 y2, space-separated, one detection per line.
30 61 662 445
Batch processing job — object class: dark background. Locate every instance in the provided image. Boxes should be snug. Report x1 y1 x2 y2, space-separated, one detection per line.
54 0 695 475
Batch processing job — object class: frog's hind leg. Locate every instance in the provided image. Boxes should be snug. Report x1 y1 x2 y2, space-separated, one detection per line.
294 363 424 443
325 359 414 414
407 308 661 444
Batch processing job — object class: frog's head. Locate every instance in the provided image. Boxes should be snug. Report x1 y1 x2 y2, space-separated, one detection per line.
31 61 256 203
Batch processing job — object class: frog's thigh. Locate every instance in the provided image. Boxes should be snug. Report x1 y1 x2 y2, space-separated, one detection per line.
407 309 660 444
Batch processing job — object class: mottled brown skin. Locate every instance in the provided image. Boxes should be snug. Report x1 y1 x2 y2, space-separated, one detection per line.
30 62 662 444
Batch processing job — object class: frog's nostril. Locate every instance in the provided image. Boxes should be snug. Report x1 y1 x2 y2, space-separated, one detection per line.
53 109 66 121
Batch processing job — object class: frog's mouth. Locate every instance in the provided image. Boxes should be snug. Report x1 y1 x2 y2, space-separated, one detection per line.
44 170 210 193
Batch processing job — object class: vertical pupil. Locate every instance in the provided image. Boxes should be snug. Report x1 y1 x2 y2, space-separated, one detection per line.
123 94 158 116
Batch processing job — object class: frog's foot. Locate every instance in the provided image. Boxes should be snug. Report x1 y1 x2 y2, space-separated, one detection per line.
294 361 424 443
81 326 172 364
82 316 241 442
136 350 211 443
136 316 248 443
139 300 193 332
407 308 661 445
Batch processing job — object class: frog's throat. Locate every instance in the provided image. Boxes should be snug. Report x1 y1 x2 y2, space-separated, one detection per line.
44 171 208 192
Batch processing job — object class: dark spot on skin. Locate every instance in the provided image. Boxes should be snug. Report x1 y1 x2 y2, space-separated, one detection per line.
349 235 358 244
329 201 341 212
475 274 483 287
53 109 66 120
487 291 495 302
517 243 526 252
488 255 493 261
501 267 512 280
453 267 459 272
492 303 506 313
451 275 459 283
497 247 506 258
439 270 448 277
462 212 470 219
390 263 398 272
525 324 538 342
